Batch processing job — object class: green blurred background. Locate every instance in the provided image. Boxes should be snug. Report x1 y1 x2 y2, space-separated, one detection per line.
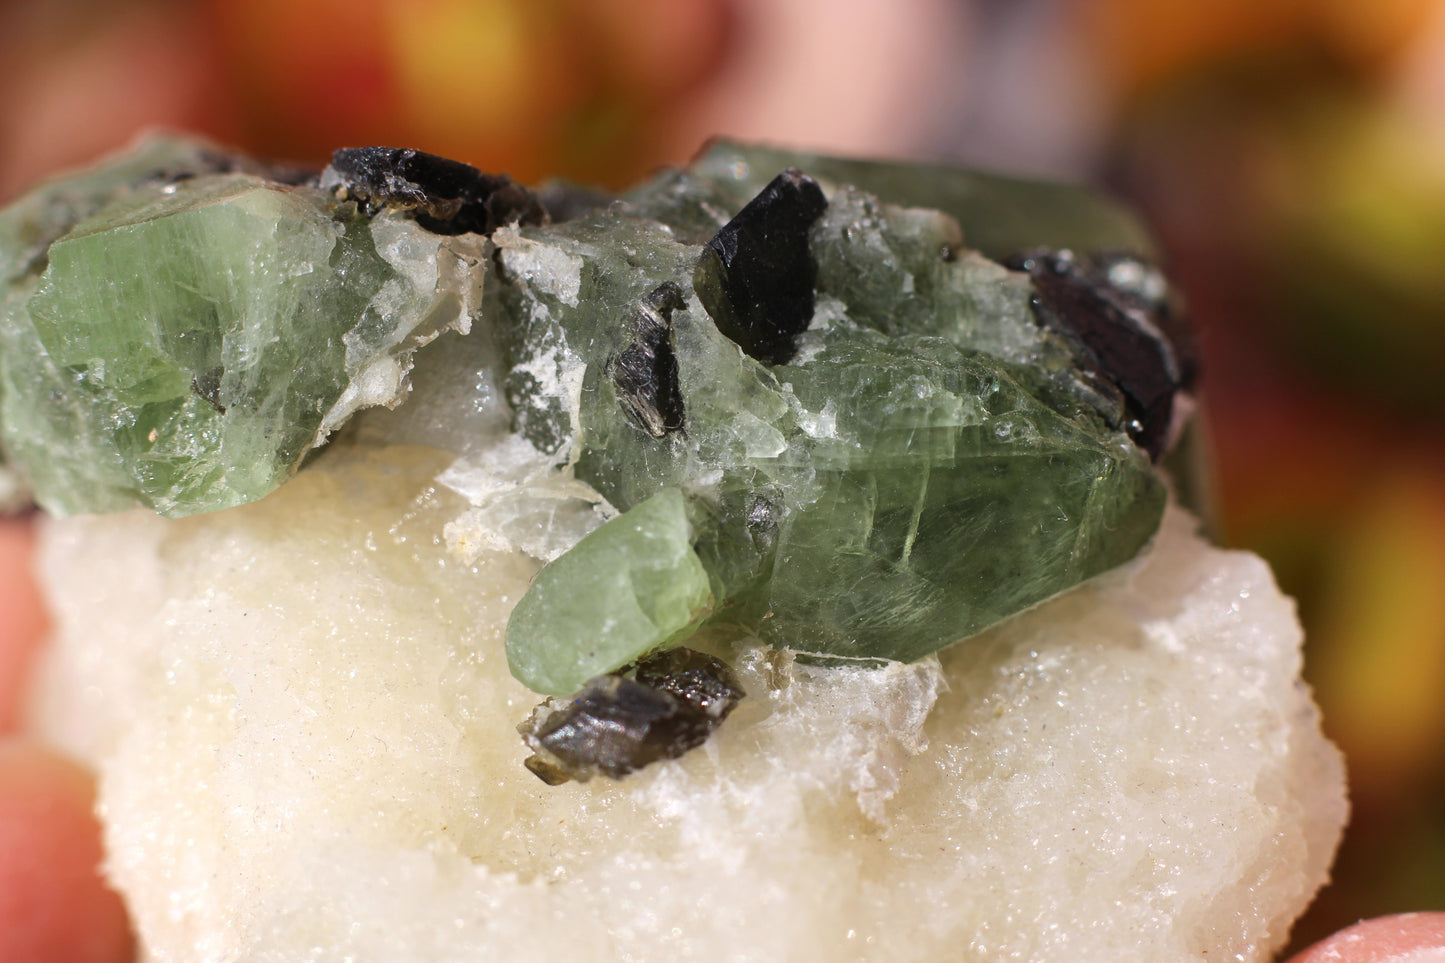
1 0 1441 952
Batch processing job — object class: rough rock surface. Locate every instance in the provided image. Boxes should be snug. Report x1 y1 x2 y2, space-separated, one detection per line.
32 437 1345 962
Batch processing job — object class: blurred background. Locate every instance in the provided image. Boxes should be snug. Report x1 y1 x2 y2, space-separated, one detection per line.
0 0 1441 952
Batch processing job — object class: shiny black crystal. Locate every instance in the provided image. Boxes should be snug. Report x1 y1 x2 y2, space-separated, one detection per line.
693 168 827 365
1007 249 1191 461
607 282 688 438
519 648 744 785
320 147 546 235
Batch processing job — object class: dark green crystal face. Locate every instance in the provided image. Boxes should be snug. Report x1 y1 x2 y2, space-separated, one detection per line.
0 137 1185 690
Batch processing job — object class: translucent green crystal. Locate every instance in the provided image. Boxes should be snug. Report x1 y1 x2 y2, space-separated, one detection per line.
501 150 1174 692
0 138 482 516
0 138 1180 692
506 488 715 694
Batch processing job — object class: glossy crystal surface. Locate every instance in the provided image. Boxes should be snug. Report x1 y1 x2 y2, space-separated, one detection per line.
501 149 1172 691
0 137 1178 687
0 138 484 516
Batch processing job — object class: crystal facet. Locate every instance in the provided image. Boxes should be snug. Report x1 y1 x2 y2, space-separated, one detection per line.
0 139 487 516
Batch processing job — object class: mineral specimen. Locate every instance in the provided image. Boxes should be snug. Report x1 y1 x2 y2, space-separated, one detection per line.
0 136 1185 695
8 137 1346 963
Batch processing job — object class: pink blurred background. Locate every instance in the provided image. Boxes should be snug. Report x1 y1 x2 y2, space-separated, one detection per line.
1 0 1442 952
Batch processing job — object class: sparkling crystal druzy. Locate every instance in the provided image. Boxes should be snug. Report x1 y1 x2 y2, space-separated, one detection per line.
0 137 1186 690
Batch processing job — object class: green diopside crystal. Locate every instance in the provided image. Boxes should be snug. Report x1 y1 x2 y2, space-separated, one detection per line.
505 488 715 695
0 137 1183 692
499 147 1177 692
0 137 483 517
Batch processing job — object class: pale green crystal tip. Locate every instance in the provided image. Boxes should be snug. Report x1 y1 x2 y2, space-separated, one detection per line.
506 488 715 695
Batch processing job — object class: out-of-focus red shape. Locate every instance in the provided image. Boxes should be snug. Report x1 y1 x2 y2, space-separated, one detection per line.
0 518 47 734
0 740 135 963
0 1 236 200
1082 0 1440 102
202 0 733 185
202 0 404 165
1288 912 1445 962
0 0 733 200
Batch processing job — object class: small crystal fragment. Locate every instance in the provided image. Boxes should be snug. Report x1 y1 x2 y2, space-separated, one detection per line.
318 146 546 235
505 487 715 695
606 282 688 438
693 168 827 365
519 648 744 784
1007 248 1191 460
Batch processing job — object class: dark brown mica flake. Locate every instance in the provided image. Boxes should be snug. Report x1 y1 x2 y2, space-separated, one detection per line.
1007 248 1192 461
607 282 688 439
319 146 546 236
519 648 745 785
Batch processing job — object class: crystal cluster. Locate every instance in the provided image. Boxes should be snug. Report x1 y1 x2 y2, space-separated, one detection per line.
6 136 1345 962
0 135 1189 692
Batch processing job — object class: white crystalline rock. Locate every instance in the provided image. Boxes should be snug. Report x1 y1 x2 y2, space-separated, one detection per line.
439 434 614 563
494 224 585 307
315 212 491 443
31 440 1346 963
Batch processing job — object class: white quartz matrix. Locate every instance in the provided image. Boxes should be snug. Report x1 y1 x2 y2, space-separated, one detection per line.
32 434 1346 963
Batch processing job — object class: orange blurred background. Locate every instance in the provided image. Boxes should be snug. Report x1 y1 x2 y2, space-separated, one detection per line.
1 0 1442 953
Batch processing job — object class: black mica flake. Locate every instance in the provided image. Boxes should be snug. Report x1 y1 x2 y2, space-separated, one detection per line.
693 168 828 365
190 367 226 414
1006 248 1193 461
519 648 745 785
318 147 546 235
608 282 688 438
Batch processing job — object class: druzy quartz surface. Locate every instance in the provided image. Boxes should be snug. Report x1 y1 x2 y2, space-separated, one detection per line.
0 136 1188 691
